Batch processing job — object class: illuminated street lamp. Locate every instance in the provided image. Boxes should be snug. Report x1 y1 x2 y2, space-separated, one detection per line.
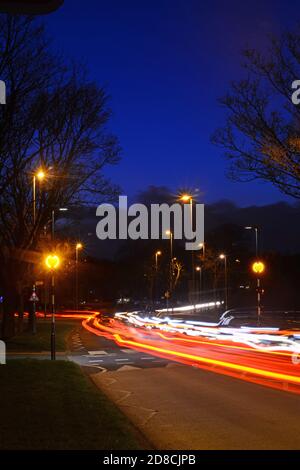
33 169 46 224
155 250 162 272
199 242 205 258
252 260 266 320
75 243 83 311
252 261 265 275
196 266 202 301
44 253 61 360
219 254 228 310
165 230 173 262
180 194 192 203
165 230 173 305
153 250 162 304
179 194 196 303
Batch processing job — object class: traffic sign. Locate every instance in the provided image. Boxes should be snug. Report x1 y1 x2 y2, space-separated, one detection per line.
29 285 39 302
29 292 39 302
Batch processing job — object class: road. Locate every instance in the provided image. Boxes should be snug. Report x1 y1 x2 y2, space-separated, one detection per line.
69 322 300 450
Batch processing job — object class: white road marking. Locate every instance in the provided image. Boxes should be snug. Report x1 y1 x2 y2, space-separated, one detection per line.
88 350 108 355
116 364 138 371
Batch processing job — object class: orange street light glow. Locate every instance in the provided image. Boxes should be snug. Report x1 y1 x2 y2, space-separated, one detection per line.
45 254 60 270
252 261 265 274
180 194 192 202
36 170 46 181
76 243 83 250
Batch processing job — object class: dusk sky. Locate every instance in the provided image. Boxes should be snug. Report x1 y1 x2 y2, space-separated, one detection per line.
46 0 298 206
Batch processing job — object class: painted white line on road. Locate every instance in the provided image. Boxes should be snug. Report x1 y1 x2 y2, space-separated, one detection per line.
89 359 104 363
121 349 138 354
115 358 130 362
88 350 108 355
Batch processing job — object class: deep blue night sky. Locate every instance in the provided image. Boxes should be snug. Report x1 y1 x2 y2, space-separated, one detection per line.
46 0 298 206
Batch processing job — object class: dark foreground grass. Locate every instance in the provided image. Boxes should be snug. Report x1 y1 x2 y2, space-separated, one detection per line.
6 320 76 352
0 360 141 449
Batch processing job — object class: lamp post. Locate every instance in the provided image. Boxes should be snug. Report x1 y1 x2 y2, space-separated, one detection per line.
180 194 196 303
153 250 161 305
33 170 45 225
155 250 162 273
75 243 83 311
219 254 228 310
199 242 205 258
165 231 173 295
245 226 261 318
45 254 60 360
199 242 205 300
196 266 202 302
252 260 265 321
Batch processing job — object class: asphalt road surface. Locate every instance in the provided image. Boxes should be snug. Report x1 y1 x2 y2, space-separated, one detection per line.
70 325 300 450
69 325 172 371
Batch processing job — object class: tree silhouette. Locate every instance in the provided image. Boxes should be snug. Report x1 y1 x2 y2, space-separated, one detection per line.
0 15 120 337
212 26 300 198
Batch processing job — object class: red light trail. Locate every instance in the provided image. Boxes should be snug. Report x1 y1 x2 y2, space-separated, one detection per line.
82 311 300 395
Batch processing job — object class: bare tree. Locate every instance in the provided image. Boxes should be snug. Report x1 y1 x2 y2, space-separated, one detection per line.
0 15 120 337
212 26 300 198
172 258 183 291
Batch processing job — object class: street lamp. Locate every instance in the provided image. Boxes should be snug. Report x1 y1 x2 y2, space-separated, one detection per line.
33 169 46 224
155 250 162 272
246 226 263 319
219 254 228 310
252 260 265 320
75 243 83 311
154 250 162 304
199 242 205 258
180 194 196 303
165 230 173 302
195 266 202 301
45 253 61 360
180 194 192 203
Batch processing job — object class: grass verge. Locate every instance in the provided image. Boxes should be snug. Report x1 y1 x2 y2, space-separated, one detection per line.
5 320 76 352
0 359 141 449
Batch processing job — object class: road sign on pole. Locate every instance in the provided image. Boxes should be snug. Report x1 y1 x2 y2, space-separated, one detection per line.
29 286 39 303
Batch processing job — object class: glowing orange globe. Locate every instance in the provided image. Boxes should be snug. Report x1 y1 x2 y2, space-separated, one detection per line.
252 261 265 275
45 254 60 270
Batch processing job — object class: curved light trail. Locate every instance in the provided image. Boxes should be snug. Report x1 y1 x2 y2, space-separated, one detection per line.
81 308 300 395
